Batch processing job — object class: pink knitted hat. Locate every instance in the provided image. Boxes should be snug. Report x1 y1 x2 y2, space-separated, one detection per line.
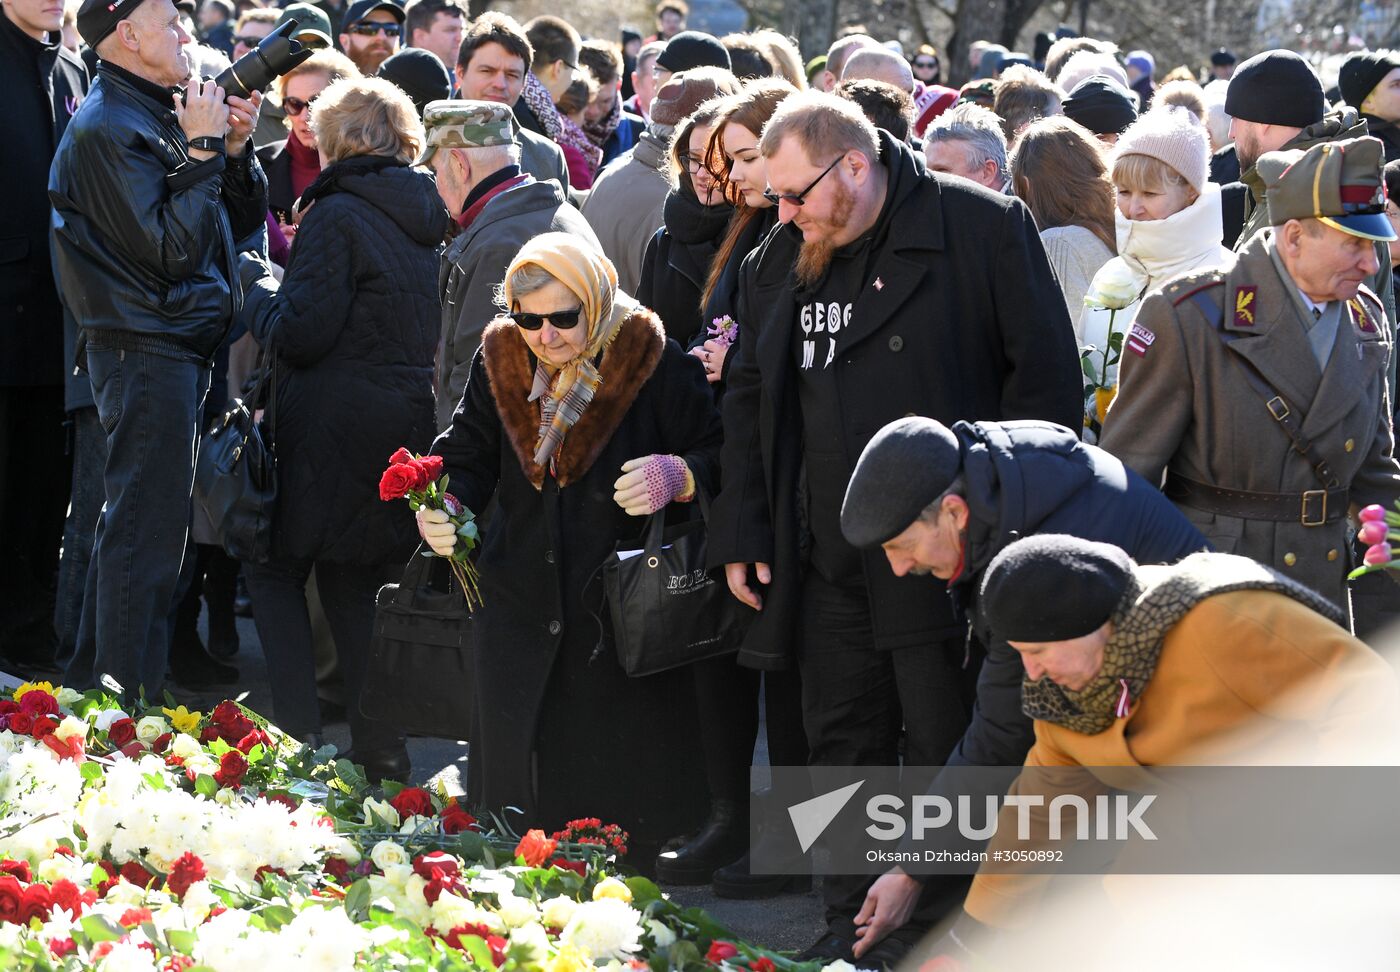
1111 105 1209 193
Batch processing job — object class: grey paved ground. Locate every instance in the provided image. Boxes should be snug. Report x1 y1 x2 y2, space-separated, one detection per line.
182 614 828 953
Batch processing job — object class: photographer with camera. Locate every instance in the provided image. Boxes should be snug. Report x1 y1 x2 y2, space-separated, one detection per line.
50 0 269 698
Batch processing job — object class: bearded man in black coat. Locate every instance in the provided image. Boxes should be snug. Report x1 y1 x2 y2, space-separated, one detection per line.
706 91 1082 961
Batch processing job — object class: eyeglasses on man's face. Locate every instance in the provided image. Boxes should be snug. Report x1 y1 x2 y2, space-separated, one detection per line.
762 154 845 207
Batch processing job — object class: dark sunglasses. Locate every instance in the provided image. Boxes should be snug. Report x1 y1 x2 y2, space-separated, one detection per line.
509 308 583 331
348 21 401 36
282 94 319 116
233 34 267 47
913 59 939 69
762 154 844 207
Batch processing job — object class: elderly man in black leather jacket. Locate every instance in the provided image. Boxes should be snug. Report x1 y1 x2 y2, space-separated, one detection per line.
50 0 267 696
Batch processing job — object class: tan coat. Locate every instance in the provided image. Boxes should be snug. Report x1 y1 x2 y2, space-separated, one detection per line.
1099 232 1400 611
964 588 1399 927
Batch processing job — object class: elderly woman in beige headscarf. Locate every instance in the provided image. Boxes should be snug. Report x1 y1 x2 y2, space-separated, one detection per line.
419 233 721 867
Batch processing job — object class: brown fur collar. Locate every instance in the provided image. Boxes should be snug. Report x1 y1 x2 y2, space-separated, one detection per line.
482 307 666 489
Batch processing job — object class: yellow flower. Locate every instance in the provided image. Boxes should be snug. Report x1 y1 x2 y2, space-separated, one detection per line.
547 944 590 972
591 876 632 904
13 681 56 702
162 705 203 735
1095 385 1119 425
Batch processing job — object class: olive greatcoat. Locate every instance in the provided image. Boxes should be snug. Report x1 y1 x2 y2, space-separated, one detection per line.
1099 231 1400 613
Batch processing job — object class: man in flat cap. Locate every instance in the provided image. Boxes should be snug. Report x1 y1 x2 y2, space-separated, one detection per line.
423 100 600 428
835 416 1205 960
1101 136 1400 627
50 0 267 696
1225 50 1394 327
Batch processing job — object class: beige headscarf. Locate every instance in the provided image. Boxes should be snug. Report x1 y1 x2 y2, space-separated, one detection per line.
502 233 636 468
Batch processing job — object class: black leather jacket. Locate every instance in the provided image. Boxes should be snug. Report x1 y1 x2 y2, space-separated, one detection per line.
48 62 267 359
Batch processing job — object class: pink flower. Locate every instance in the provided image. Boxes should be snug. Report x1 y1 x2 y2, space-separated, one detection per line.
1364 544 1392 566
1358 520 1390 546
1359 504 1389 523
442 493 463 516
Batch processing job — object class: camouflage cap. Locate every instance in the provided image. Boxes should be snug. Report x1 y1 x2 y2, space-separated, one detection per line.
1259 136 1397 242
416 100 519 165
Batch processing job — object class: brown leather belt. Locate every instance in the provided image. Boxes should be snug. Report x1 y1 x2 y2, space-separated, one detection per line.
1164 472 1348 527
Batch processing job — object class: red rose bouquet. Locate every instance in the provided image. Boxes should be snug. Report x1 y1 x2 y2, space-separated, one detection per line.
379 448 483 610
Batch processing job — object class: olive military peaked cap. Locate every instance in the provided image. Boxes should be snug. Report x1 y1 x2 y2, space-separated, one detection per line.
1259 136 1397 242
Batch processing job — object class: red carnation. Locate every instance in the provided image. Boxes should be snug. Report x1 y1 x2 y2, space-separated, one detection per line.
20 883 52 924
48 879 87 917
214 749 248 788
515 829 557 868
0 860 31 883
19 690 59 718
166 852 207 900
389 786 433 819
120 861 157 889
379 462 421 501
107 718 136 747
706 941 740 964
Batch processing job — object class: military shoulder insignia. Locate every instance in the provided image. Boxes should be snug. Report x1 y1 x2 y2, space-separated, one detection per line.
1348 297 1378 334
1126 321 1156 357
1233 286 1257 328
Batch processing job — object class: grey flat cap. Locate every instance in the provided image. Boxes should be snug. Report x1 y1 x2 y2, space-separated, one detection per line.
840 416 962 549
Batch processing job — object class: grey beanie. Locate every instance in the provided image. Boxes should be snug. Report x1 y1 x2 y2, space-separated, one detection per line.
840 417 962 549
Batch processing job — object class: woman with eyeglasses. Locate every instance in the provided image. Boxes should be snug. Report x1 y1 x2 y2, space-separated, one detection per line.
418 232 721 871
237 77 447 782
255 50 361 255
635 100 734 347
645 78 811 901
910 44 941 85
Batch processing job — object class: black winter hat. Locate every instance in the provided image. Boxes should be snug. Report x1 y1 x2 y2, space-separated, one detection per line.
979 535 1133 642
1210 48 1236 67
76 0 146 51
655 31 732 74
840 417 962 549
1063 75 1138 135
1338 50 1400 111
1224 50 1324 128
377 48 452 117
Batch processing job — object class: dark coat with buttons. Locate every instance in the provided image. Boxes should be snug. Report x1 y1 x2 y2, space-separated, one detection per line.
432 307 720 848
1100 232 1400 615
1 15 86 388
708 131 1083 669
239 157 447 565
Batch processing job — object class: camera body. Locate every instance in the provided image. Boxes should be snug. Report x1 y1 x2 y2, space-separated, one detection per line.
212 19 314 99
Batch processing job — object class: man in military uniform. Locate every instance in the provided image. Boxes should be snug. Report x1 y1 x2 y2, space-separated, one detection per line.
1100 136 1400 621
420 100 599 428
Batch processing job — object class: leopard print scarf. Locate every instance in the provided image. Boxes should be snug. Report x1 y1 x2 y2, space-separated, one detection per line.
1020 552 1346 735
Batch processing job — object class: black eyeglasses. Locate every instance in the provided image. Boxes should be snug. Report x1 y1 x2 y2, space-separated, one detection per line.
509 308 583 331
762 155 845 207
348 21 401 36
677 152 706 172
282 94 319 116
913 59 938 69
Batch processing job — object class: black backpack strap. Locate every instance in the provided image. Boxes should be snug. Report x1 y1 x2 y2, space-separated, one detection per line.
1183 285 1342 490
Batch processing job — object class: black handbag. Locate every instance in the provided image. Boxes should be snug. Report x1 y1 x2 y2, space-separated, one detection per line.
601 492 749 677
361 549 475 739
195 353 277 564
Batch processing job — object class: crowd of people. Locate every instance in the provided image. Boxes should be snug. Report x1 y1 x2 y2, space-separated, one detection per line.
6 0 1400 961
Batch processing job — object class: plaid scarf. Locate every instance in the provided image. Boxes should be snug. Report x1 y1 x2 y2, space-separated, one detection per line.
521 72 601 175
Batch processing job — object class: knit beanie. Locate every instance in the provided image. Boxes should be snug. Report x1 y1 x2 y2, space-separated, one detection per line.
1125 50 1155 78
1224 50 1324 128
1063 75 1138 136
377 49 453 118
655 31 732 74
1338 50 1400 111
979 535 1134 643
1112 105 1210 194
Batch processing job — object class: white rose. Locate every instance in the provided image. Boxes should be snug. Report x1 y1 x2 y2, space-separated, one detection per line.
822 962 858 972
1083 258 1143 311
370 840 409 871
646 918 676 949
92 708 130 732
540 895 578 929
134 716 170 745
53 715 88 743
495 891 540 928
170 733 203 761
54 688 84 710
508 920 549 960
362 797 401 828
213 786 238 807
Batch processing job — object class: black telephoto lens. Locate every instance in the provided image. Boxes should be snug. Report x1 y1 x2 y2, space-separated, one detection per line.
212 19 314 99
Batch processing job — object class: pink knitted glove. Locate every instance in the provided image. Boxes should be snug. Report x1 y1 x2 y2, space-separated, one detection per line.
613 454 695 516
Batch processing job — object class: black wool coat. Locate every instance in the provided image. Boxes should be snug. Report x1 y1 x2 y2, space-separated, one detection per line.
432 309 721 848
708 131 1083 669
0 16 86 388
635 190 732 347
240 157 448 565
